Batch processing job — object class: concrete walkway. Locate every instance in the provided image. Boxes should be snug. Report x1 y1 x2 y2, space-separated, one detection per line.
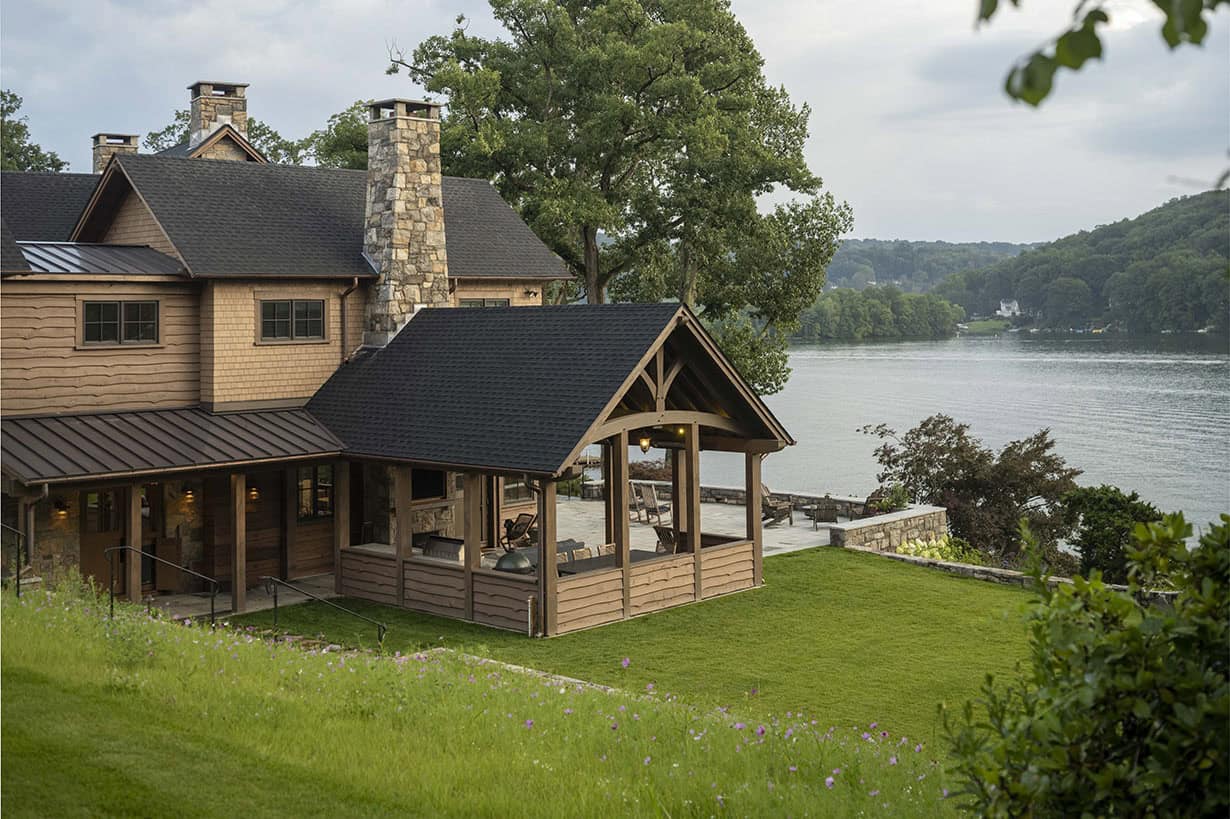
150 573 338 620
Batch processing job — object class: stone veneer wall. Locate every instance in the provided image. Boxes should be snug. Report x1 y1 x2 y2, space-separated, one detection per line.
363 102 450 346
189 82 248 147
31 492 81 579
163 479 205 566
827 507 948 551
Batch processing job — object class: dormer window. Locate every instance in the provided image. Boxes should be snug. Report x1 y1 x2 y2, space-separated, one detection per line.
82 300 158 345
259 299 324 342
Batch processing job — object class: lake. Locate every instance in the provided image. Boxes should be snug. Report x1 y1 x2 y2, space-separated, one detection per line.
701 334 1230 532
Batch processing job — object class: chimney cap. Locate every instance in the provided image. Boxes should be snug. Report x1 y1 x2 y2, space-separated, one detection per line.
90 133 140 143
187 81 249 96
368 98 442 121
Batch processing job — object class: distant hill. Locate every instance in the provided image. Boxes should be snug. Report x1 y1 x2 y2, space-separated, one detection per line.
827 239 1031 292
934 191 1230 333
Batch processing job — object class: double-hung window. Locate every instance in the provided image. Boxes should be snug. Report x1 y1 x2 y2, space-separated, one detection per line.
82 300 159 345
260 299 324 341
459 298 511 308
298 464 334 519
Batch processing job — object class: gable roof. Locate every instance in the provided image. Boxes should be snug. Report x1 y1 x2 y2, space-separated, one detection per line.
72 154 572 281
155 124 267 163
307 303 790 477
0 172 98 240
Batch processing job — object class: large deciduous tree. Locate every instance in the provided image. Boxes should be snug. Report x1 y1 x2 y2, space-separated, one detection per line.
1 90 68 172
144 109 308 165
392 0 852 393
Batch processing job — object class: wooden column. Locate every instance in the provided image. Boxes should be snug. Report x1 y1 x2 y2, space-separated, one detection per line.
332 461 350 594
22 499 35 568
125 484 142 602
393 465 412 606
485 476 500 552
537 479 558 636
685 423 702 600
611 431 631 618
669 448 682 539
602 443 614 546
282 467 297 580
463 472 482 620
745 453 764 586
230 473 246 613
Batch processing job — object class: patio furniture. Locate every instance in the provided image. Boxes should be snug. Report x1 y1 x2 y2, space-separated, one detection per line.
761 483 793 527
500 513 537 551
653 525 678 554
628 481 645 522
557 549 663 576
637 483 672 526
859 487 889 518
421 535 464 562
804 495 839 529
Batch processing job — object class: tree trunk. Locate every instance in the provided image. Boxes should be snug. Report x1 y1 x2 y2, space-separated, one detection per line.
582 225 604 304
677 241 698 307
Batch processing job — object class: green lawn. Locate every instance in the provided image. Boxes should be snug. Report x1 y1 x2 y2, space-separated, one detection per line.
3 583 956 817
235 547 1033 742
960 318 1012 335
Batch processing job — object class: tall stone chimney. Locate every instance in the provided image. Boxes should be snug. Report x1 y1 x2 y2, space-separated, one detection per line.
362 99 451 347
91 134 139 173
188 81 248 148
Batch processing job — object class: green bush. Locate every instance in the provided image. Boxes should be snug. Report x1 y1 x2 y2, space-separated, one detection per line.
1064 484 1162 584
896 534 985 565
944 514 1230 817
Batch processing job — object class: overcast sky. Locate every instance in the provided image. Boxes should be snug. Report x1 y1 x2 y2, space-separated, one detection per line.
1 0 1226 242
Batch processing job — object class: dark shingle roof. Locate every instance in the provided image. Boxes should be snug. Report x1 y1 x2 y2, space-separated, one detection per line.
308 303 682 475
1 220 28 272
1 406 342 484
109 154 570 280
12 242 185 276
0 172 98 240
155 141 193 157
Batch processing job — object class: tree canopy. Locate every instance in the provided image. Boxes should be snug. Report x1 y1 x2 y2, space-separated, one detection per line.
794 286 965 342
1 90 68 172
827 239 1030 292
393 0 852 393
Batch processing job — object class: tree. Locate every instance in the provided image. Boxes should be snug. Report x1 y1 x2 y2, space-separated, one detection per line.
978 1 1228 108
1 90 68 172
392 0 852 393
862 415 1081 564
1064 485 1162 584
304 101 368 169
144 109 307 164
1042 275 1091 328
945 514 1230 816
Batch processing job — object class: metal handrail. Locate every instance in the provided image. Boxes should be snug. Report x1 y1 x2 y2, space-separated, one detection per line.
104 545 221 626
1 523 25 598
261 575 387 646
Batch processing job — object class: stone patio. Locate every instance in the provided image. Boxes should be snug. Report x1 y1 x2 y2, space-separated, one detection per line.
150 572 338 621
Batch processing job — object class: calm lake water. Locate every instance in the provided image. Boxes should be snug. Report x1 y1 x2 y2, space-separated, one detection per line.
702 334 1230 532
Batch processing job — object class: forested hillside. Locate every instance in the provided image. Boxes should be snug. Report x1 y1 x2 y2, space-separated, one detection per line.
794 287 964 341
827 239 1030 291
934 191 1229 332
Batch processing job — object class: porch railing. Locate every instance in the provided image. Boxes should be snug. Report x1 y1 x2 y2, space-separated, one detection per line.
1 523 25 598
261 576 387 646
104 545 222 626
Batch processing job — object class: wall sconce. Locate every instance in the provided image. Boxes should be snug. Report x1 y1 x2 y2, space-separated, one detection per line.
524 288 539 298
183 486 195 502
53 497 68 518
248 485 260 502
638 436 652 453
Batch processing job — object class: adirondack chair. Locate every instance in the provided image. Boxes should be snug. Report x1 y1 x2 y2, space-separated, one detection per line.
805 494 840 527
637 483 672 526
499 512 537 552
628 481 645 522
761 484 793 527
653 525 678 554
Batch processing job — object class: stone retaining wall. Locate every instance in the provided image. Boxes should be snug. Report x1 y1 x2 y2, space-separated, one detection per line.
827 507 949 551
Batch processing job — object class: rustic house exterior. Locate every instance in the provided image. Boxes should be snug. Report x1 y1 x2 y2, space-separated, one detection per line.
0 81 792 636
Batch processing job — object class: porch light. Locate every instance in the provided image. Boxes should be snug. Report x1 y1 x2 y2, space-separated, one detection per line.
248 485 260 502
53 497 68 518
638 436 652 453
183 486 195 502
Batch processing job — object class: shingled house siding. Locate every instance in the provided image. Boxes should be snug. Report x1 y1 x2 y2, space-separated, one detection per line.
201 280 364 406
0 281 200 414
102 192 177 257
453 278 546 307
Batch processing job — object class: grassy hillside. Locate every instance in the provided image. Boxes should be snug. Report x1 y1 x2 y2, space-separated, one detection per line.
935 190 1229 332
828 239 1030 292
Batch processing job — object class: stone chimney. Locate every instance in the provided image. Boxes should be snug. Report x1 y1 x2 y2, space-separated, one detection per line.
91 134 139 173
188 81 248 148
362 99 451 347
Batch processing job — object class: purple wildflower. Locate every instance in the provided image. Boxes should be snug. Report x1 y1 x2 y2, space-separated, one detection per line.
756 725 766 737
889 756 898 766
832 768 842 775
524 719 534 729
915 743 923 753
942 788 950 798
880 730 889 739
862 732 872 741
610 722 619 731
646 682 655 692
788 765 798 773
869 722 878 729
824 776 835 790
643 756 651 765
621 657 630 668
869 790 880 797
563 708 573 715
734 722 747 730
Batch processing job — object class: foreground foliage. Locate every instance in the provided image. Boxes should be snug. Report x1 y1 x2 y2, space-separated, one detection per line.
945 514 1230 817
1065 484 1162 584
897 535 985 566
3 582 953 817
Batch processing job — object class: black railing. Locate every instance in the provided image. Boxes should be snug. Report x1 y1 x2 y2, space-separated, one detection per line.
261 576 387 646
1 523 25 598
104 545 221 626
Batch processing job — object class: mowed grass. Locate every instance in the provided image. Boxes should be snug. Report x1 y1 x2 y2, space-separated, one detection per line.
3 584 955 818
235 548 1033 743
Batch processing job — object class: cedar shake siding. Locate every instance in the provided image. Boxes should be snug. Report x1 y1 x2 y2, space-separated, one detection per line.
101 191 178 257
0 281 200 414
453 278 547 307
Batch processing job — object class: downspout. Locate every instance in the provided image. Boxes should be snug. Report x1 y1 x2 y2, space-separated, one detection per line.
338 277 360 364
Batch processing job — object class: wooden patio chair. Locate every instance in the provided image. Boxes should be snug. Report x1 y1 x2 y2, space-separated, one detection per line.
499 512 537 552
628 481 645 522
653 525 678 554
637 483 672 526
761 483 793 527
805 494 839 527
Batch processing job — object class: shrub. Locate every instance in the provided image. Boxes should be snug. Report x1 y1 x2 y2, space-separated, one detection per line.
628 459 672 481
1064 484 1162 584
896 534 985 565
944 514 1230 817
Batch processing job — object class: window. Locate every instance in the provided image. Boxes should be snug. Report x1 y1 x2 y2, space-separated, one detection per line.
460 298 511 308
83 301 158 345
411 469 446 501
298 464 334 519
261 300 324 341
503 478 533 505
83 491 118 532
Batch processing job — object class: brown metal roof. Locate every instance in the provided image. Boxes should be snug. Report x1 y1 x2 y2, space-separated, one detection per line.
10 241 186 276
1 407 343 485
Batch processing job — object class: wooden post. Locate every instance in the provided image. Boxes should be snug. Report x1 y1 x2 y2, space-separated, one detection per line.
230 473 246 613
463 472 482 620
669 448 682 539
393 465 412 606
485 476 500 552
333 461 350 594
282 467 297 580
611 432 631 618
537 479 558 636
22 499 35 568
602 442 614 546
686 423 702 600
745 453 764 586
126 484 142 602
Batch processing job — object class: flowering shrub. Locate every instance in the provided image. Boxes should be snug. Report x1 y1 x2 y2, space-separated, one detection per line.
896 534 985 565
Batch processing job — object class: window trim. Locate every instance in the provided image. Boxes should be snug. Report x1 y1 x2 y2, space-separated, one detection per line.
255 298 329 345
297 464 335 521
459 298 512 308
77 299 162 348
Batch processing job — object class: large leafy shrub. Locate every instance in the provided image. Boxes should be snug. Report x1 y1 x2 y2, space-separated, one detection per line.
1064 484 1162 584
944 514 1230 817
896 534 985 565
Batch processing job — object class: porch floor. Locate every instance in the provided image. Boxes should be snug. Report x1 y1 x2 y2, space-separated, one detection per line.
554 497 829 557
150 573 338 621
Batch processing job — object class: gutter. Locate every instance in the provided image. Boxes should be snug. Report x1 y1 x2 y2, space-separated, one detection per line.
339 276 360 364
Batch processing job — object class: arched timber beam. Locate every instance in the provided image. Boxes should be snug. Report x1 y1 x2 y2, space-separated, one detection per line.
589 411 747 443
